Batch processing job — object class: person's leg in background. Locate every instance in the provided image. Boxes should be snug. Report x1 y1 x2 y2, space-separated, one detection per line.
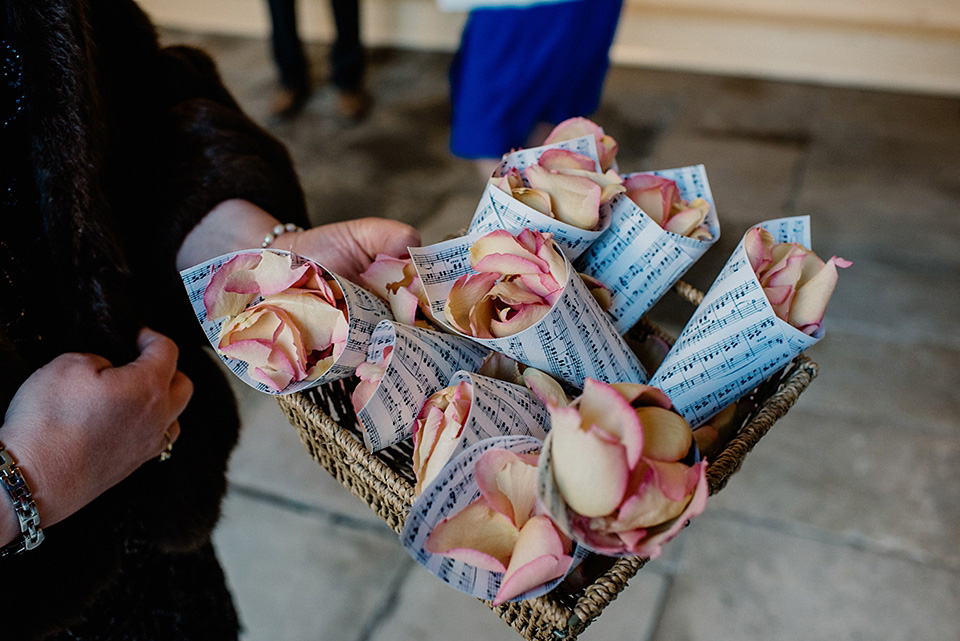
266 0 311 118
329 0 371 119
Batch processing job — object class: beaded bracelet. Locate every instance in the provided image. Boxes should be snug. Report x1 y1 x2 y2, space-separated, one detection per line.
0 442 43 557
261 223 303 249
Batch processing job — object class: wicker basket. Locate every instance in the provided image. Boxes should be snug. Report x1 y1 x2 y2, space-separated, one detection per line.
275 281 818 640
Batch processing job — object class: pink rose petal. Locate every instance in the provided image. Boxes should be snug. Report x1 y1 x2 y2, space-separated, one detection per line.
538 148 598 172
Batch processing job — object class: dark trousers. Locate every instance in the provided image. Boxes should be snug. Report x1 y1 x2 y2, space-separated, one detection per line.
267 0 366 92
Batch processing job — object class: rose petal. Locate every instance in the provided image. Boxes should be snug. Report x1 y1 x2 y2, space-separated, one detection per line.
744 227 774 274
788 255 850 335
475 449 540 529
493 515 573 605
550 405 630 517
425 500 518 573
524 165 602 230
444 272 499 335
623 174 673 225
520 368 570 407
578 378 644 467
636 407 693 462
628 460 709 559
254 251 313 296
474 253 547 277
490 302 551 338
542 116 618 172
612 463 691 531
258 291 347 354
512 188 554 217
537 149 597 172
359 254 411 299
609 383 673 410
470 230 548 273
203 253 262 319
663 205 708 237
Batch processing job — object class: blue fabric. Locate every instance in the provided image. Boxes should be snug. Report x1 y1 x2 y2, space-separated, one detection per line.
449 0 623 159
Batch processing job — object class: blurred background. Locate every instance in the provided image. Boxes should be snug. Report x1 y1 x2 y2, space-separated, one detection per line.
141 1 959 640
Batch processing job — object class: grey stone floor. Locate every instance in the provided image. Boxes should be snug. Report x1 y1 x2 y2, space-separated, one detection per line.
161 29 960 641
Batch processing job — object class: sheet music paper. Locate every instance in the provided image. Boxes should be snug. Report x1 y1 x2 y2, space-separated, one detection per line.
576 165 720 334
648 216 819 427
180 249 392 394
408 232 649 389
401 434 588 602
444 371 551 455
467 135 609 260
356 321 490 452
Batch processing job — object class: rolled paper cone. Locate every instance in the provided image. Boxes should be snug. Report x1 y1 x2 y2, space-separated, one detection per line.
409 233 649 389
536 430 702 557
180 249 392 395
417 371 550 475
469 135 610 260
648 215 820 427
356 321 490 452
401 434 588 603
575 165 721 334
467 182 611 261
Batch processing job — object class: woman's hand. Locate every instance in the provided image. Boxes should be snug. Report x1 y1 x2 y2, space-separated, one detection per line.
0 328 193 544
282 218 421 283
176 199 420 282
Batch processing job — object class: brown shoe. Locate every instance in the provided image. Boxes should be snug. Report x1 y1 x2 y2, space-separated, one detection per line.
270 86 309 120
336 89 372 120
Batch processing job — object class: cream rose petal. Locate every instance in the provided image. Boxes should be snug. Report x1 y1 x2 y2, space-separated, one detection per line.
444 272 499 335
542 116 618 172
635 407 693 462
253 251 313 296
550 404 630 518
520 368 570 407
493 515 573 606
474 449 540 529
623 174 671 225
425 500 518 573
626 460 709 559
788 255 852 335
359 254 410 300
512 188 554 217
203 253 263 320
578 378 644 467
524 165 602 230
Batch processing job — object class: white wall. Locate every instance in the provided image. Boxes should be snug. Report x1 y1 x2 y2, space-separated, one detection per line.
138 0 960 96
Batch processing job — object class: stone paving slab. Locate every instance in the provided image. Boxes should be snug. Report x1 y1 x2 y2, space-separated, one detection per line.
652 513 960 641
212 491 407 641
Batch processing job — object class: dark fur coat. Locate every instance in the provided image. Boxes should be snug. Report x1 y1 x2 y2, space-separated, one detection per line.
1 1 307 638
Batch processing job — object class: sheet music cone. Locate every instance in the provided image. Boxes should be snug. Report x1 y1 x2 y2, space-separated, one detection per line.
648 216 823 427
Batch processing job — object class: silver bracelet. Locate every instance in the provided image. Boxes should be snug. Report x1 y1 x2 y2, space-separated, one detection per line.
0 442 44 557
261 223 303 249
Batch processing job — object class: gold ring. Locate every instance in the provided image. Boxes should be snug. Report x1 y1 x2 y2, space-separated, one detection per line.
159 430 174 462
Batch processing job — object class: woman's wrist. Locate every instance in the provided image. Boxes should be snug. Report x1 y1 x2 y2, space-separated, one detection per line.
176 199 289 271
0 438 44 554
